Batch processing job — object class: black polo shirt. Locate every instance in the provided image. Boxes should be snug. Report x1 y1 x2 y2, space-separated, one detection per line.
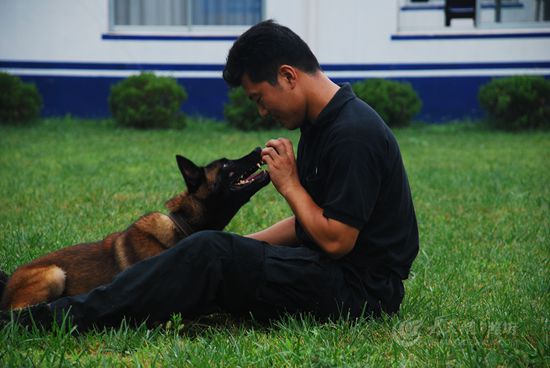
295 84 419 311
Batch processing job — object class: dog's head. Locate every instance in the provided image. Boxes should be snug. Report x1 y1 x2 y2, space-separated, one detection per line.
168 147 270 230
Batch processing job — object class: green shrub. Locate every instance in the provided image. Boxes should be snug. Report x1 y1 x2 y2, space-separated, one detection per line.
478 76 550 131
109 72 187 129
0 72 42 125
224 86 279 131
352 79 422 127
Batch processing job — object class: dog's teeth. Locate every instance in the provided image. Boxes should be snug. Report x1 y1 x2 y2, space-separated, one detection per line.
237 178 254 186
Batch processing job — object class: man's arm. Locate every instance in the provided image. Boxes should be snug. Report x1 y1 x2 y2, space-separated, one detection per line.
262 139 359 259
245 216 298 246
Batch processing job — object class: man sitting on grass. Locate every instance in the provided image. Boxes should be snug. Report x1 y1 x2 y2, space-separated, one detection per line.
1 20 419 331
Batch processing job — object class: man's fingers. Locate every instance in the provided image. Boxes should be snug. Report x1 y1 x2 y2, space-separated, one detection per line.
261 148 278 169
261 146 277 160
265 138 286 153
261 154 274 165
265 138 293 157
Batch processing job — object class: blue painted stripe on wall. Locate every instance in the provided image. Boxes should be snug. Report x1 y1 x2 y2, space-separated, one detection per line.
102 34 238 41
20 75 230 120
16 74 549 123
0 61 225 71
321 61 550 71
2 60 549 72
392 32 550 40
401 3 524 11
401 5 444 11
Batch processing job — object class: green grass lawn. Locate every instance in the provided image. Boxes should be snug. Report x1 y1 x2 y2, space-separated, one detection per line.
0 118 548 367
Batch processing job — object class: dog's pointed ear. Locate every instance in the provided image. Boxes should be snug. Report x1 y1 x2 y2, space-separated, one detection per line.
176 155 204 193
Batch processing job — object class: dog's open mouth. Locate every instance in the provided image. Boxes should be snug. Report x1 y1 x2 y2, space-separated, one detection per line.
230 161 269 190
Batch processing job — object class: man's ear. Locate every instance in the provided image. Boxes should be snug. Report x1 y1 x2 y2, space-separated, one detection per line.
176 155 204 193
278 65 297 87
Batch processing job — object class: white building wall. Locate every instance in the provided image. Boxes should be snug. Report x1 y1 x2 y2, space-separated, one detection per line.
2 0 550 69
1 0 549 121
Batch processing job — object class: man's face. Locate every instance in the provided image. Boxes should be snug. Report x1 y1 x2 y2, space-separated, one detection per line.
241 71 306 130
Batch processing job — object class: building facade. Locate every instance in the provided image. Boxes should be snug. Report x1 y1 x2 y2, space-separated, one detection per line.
1 0 549 122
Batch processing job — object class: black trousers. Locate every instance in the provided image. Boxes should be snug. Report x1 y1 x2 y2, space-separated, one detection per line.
50 231 387 330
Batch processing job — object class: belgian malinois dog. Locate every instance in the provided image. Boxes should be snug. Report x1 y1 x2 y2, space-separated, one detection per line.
0 148 269 310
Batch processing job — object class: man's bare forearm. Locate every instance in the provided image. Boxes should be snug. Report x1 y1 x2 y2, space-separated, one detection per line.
245 216 298 246
282 183 358 258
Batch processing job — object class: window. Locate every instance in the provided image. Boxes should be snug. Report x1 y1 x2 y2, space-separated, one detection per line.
192 0 262 25
477 0 550 28
398 0 550 32
111 0 262 31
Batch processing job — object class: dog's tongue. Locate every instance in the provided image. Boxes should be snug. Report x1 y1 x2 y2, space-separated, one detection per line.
245 171 264 182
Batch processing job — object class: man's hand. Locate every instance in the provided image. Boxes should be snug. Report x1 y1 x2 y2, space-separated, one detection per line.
261 138 301 197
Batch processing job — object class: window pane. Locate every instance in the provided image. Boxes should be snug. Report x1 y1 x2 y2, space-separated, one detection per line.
478 0 550 26
192 0 262 25
113 0 189 26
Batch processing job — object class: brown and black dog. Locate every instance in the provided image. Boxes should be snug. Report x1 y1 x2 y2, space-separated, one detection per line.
0 148 269 310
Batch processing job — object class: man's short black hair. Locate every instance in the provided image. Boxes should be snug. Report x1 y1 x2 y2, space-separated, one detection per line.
223 20 321 88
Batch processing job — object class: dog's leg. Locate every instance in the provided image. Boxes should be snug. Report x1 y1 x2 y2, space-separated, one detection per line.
1 265 66 310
